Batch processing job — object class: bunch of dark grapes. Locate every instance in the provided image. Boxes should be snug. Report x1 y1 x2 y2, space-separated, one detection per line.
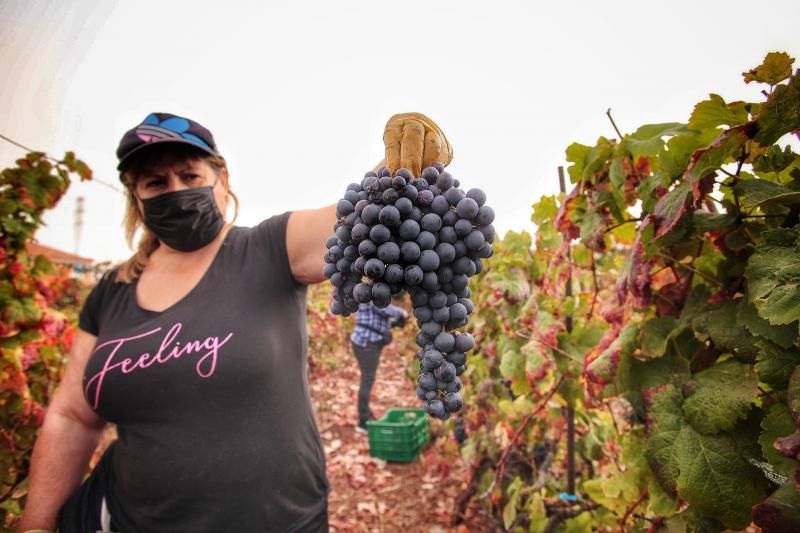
323 164 495 420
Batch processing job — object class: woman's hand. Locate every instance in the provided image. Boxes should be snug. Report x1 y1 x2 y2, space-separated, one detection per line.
383 113 452 178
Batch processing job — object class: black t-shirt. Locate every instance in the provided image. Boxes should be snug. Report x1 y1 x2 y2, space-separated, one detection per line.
79 212 329 532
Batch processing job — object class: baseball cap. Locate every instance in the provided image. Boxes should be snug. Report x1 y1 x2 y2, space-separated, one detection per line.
116 112 220 173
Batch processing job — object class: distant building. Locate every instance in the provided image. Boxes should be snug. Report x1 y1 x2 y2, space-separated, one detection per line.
25 242 93 269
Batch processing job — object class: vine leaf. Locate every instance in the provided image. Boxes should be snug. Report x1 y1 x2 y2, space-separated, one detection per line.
759 403 797 477
622 123 692 160
746 229 800 325
639 316 679 358
653 182 692 238
735 178 800 208
752 72 800 146
752 481 800 533
644 384 768 530
743 52 794 86
689 94 750 130
682 360 759 435
755 340 800 390
738 299 798 349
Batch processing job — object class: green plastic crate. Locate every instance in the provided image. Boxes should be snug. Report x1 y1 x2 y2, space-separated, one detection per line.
366 408 429 462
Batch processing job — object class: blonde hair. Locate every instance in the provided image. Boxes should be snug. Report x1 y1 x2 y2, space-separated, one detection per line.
115 146 240 283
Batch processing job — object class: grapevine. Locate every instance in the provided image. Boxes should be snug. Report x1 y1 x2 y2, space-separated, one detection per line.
457 52 800 531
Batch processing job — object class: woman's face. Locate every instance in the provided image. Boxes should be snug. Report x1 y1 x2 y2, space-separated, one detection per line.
134 157 229 214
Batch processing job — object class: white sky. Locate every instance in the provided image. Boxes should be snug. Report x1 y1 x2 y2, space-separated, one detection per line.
1 0 798 262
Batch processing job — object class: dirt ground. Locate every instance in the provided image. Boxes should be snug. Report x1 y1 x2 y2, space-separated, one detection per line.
310 343 492 533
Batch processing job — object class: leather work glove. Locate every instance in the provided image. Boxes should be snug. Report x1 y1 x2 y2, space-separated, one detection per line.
383 112 453 178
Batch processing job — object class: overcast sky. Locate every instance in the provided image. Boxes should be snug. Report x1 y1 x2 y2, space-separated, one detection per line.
1 0 798 262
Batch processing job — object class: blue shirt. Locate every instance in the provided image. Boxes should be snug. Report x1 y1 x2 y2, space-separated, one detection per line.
350 302 407 347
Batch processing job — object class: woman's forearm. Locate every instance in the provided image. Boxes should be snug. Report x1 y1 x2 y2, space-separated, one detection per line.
18 412 105 531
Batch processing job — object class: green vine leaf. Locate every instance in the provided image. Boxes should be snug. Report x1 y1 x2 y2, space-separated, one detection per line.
755 340 800 390
644 384 768 530
743 52 795 86
759 403 797 477
746 228 800 325
639 316 680 358
738 299 798 349
682 360 759 435
689 94 750 130
622 123 692 160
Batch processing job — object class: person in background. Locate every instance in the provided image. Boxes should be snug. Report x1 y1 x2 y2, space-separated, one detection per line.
350 299 408 433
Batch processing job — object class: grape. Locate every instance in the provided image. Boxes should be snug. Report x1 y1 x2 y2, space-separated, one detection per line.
335 225 350 242
432 306 450 323
439 226 458 244
322 263 337 278
416 231 437 251
421 321 441 338
420 166 439 182
421 213 443 232
466 188 486 207
395 168 413 180
434 332 456 352
454 332 474 352
434 361 456 382
447 351 467 366
422 349 444 368
353 256 367 275
418 250 441 272
364 259 385 280
358 239 376 257
415 305 433 322
428 291 447 309
395 197 413 217
351 223 370 243
444 392 463 412
384 263 404 284
456 198 479 220
425 399 446 418
437 266 454 284
370 224 392 244
336 199 354 217
475 205 495 226
377 241 400 263
420 272 440 292
436 171 454 191
444 187 465 207
325 165 495 420
431 195 450 216
402 184 419 202
435 243 456 265
449 302 467 323
399 219 421 240
361 204 380 225
404 264 424 285
417 189 434 207
353 283 372 303
400 241 421 262
464 230 485 250
372 282 391 304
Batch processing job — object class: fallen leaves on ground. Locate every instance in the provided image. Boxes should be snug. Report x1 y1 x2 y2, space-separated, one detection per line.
310 344 490 532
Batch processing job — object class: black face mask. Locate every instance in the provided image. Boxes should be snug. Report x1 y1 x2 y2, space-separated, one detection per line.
141 186 225 252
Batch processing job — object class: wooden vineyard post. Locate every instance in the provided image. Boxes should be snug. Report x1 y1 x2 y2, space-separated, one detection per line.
558 166 577 500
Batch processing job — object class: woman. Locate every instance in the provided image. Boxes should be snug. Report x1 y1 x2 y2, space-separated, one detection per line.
18 111 450 532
